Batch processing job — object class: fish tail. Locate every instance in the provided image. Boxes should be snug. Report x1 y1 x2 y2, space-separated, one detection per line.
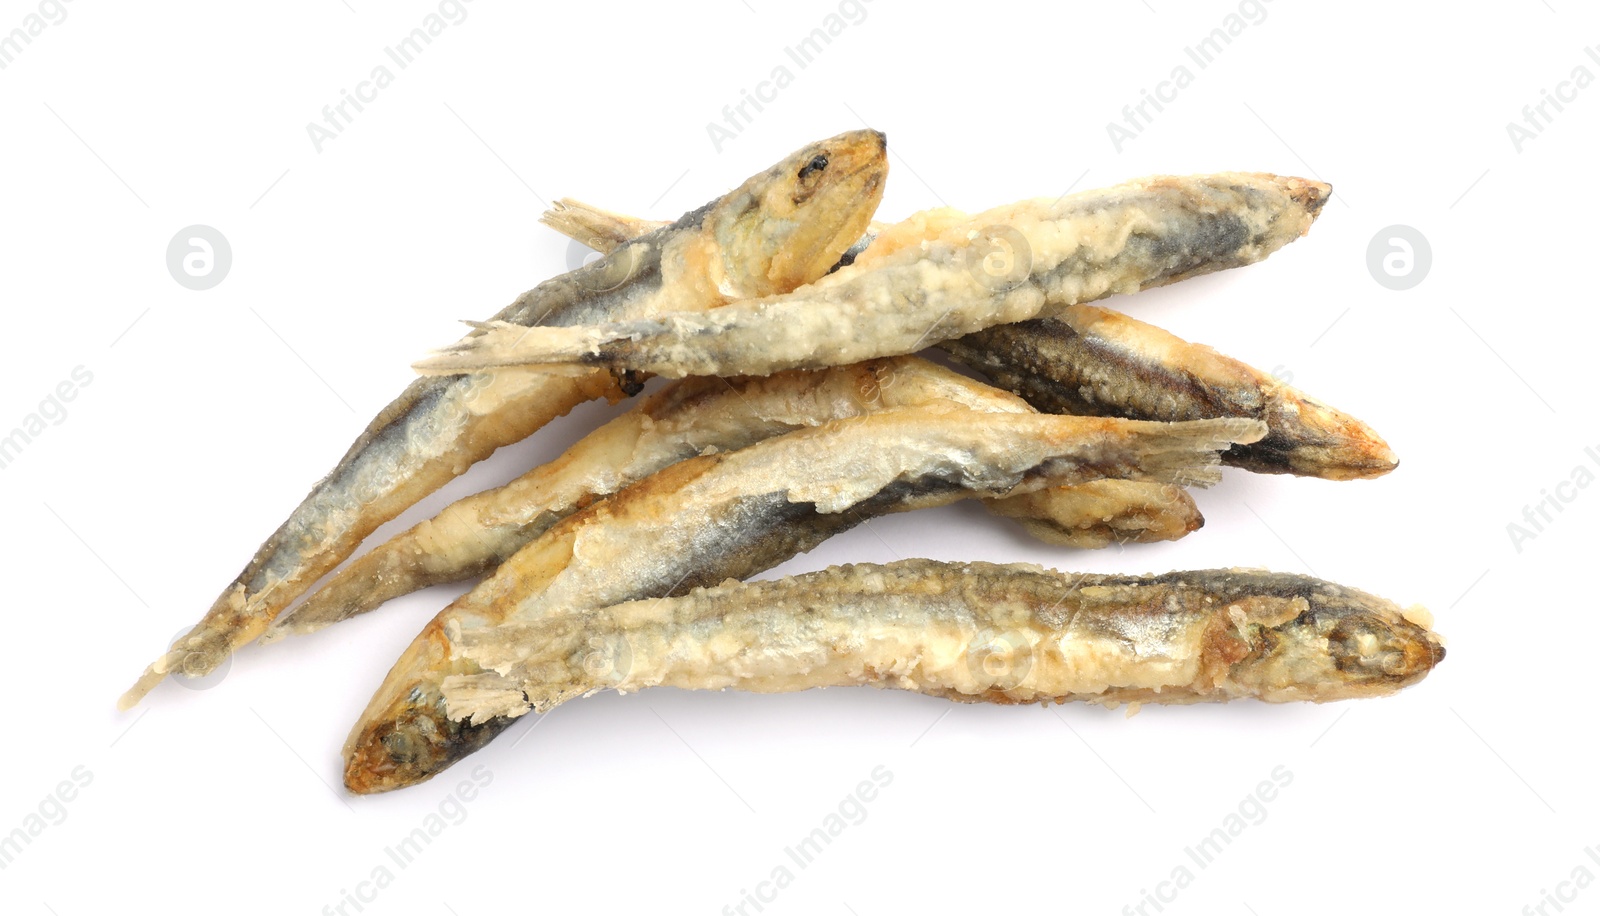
119 592 268 709
413 322 613 375
540 198 667 255
1126 417 1269 489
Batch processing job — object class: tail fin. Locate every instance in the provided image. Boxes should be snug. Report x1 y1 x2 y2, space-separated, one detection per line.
1121 417 1268 490
413 321 615 375
540 198 669 254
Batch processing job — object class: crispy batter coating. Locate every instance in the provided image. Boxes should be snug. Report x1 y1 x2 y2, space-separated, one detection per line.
443 560 1444 723
342 409 1264 792
272 358 1203 636
538 195 1391 481
943 306 1397 480
984 479 1202 548
121 130 889 709
416 173 1329 377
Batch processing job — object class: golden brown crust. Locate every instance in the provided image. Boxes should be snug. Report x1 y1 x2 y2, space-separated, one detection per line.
416 173 1330 378
122 130 891 709
275 357 1212 636
943 306 1397 480
534 192 1390 482
441 560 1443 723
342 410 1264 792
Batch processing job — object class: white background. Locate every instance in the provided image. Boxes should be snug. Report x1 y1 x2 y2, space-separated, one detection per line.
1 1 1593 914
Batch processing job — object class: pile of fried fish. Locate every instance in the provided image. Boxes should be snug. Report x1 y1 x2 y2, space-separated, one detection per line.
123 130 1443 794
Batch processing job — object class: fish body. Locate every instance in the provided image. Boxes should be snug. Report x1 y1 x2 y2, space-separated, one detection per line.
343 408 1265 792
443 560 1444 722
121 130 888 708
942 306 1397 479
416 173 1329 378
539 194 1391 481
272 357 1200 635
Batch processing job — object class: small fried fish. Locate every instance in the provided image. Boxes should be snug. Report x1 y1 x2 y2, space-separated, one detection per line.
537 196 1392 481
942 306 1398 480
121 130 888 709
342 409 1265 792
443 560 1444 724
415 172 1329 378
270 357 1202 637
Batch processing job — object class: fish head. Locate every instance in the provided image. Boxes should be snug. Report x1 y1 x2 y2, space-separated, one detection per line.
1250 391 1400 481
342 617 515 794
1232 593 1444 702
709 128 887 298
1322 609 1443 689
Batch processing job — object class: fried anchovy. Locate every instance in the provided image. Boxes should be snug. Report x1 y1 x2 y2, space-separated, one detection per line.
271 357 1198 637
941 306 1397 479
342 409 1266 792
414 173 1328 378
120 130 888 709
443 560 1444 724
537 197 1390 481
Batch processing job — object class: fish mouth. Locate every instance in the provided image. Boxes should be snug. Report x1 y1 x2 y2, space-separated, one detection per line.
809 129 888 203
1286 178 1332 217
847 158 886 194
341 617 515 794
343 697 515 794
829 127 885 152
1253 392 1400 480
1325 614 1444 688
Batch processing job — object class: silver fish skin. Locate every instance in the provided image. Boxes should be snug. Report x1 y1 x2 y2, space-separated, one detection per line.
342 409 1266 793
120 130 888 709
414 172 1329 378
540 197 1391 481
941 306 1398 480
443 560 1444 722
270 356 1201 636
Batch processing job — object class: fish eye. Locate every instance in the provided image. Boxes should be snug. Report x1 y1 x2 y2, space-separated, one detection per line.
798 154 828 181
